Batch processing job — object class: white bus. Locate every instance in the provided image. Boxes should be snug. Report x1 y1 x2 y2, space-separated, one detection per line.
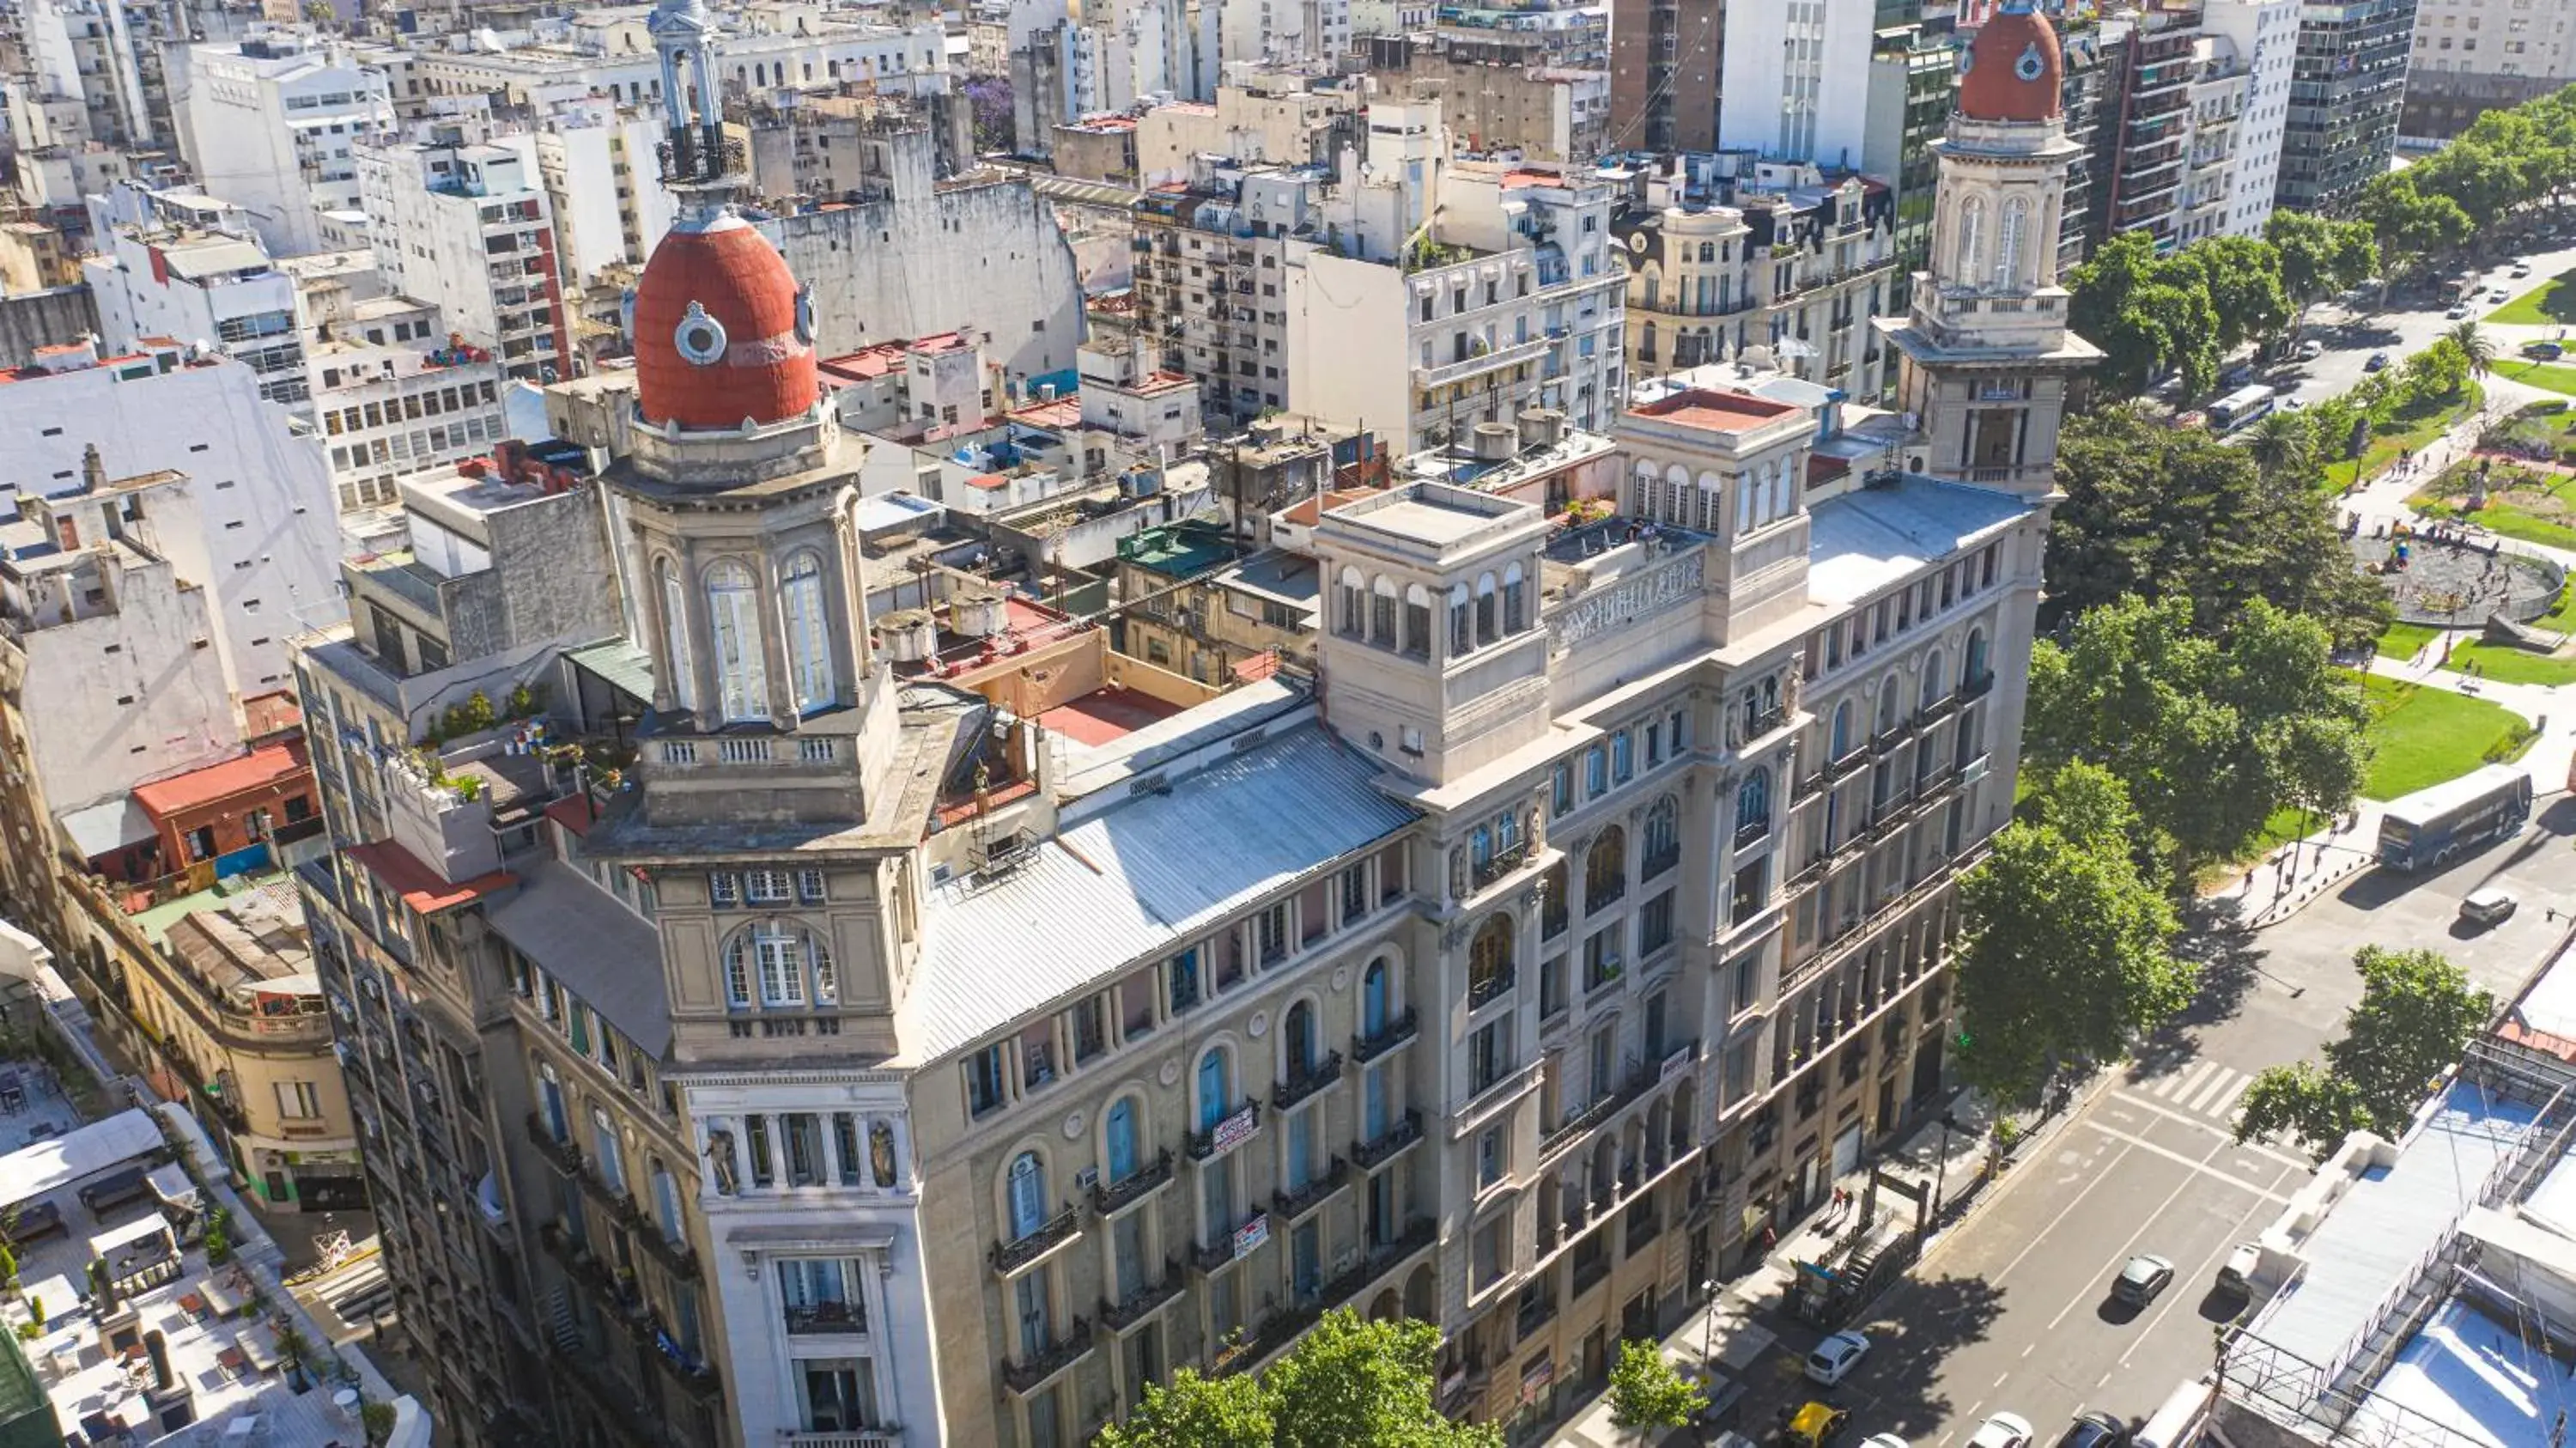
2208 385 2276 432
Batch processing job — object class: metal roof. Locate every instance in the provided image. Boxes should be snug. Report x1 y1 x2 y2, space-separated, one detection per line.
1805 475 2032 607
485 859 671 1058
565 637 657 707
899 721 1414 1063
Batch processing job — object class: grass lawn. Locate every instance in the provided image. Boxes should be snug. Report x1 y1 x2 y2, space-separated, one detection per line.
2340 381 2485 489
2355 672 2531 800
2408 455 2576 550
2492 270 2576 327
2537 587 2576 632
2377 622 2440 660
2494 358 2576 394
2439 639 2576 685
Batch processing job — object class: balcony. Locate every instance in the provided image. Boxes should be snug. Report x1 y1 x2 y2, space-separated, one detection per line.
1188 1102 1262 1161
782 1433 903 1448
1272 1159 1349 1223
634 1225 700 1281
1234 1217 1438 1371
1351 1007 1419 1065
1193 1212 1269 1273
1415 335 1550 391
525 1113 581 1176
1471 838 1533 890
1352 1110 1425 1171
999 1318 1094 1395
1733 816 1771 849
1091 1150 1176 1218
784 1300 869 1336
1102 1262 1186 1333
1273 1052 1345 1113
989 1206 1082 1276
1468 965 1516 1013
1960 670 1994 702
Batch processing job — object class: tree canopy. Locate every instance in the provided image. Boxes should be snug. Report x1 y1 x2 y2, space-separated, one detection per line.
2263 211 2379 317
2025 594 2372 878
2066 230 2306 402
1955 764 2190 1104
1091 1311 1504 1448
2236 947 2496 1157
2043 407 2391 646
1606 1340 1705 1439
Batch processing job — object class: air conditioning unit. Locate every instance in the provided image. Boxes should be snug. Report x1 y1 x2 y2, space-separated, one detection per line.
1074 1166 1100 1192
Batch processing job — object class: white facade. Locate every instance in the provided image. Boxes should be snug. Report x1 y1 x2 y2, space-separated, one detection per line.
20 0 161 149
179 35 392 257
1218 0 1350 70
404 18 951 112
0 344 344 703
1717 0 1881 170
531 107 677 290
311 334 512 514
356 138 572 383
2199 0 2297 237
84 221 312 410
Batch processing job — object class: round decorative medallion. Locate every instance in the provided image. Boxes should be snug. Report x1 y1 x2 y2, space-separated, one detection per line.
675 301 728 366
1158 1058 1181 1087
2014 42 2044 82
1332 965 1351 993
1062 1110 1084 1141
1249 1010 1269 1039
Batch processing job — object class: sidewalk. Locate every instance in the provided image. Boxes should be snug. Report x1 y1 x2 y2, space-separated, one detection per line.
1546 1083 2095 1447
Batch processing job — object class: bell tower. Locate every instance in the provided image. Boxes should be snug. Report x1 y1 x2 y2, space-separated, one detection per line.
1878 0 2102 500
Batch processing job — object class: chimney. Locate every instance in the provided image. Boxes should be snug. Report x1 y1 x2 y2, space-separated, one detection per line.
80 445 106 495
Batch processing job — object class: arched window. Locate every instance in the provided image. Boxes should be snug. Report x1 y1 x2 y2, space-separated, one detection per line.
1503 563 1528 633
1362 958 1390 1037
1698 240 1716 264
1736 767 1771 837
1641 320 1658 363
1475 573 1498 643
1963 629 1990 688
1922 649 1947 709
1104 1098 1140 1183
1771 459 1795 520
1285 1001 1316 1075
1736 470 1756 534
656 558 695 711
1468 916 1514 1003
1642 271 1660 310
1643 795 1680 875
1449 583 1473 656
1956 196 1986 283
1403 584 1433 660
1876 683 1901 735
1196 1048 1231 1131
1997 198 2029 289
705 560 769 723
1586 826 1626 910
1005 1151 1046 1240
1338 568 1366 637
1370 576 1399 646
781 552 831 715
1830 701 1852 758
721 924 832 1008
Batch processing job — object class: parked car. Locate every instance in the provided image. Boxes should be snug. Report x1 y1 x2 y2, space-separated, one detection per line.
1787 1402 1852 1448
2295 339 2324 361
2054 1411 2129 1448
1860 1437 1911 1448
2449 304 2474 319
2524 341 2564 361
1807 1330 1872 1387
2216 1241 2262 1298
2461 887 2518 926
1968 1413 2037 1448
2365 351 2391 372
2112 1253 2176 1305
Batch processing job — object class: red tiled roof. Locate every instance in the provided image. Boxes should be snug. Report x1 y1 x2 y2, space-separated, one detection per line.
131 741 310 820
544 795 600 837
1279 487 1383 526
1629 387 1801 434
1011 397 1082 429
631 214 817 431
343 839 516 916
818 344 908 382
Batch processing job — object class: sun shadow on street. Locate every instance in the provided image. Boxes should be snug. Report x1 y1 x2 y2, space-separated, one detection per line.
1839 1274 2010 1440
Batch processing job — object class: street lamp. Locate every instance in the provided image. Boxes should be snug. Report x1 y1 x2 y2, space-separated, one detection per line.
1700 1277 1720 1370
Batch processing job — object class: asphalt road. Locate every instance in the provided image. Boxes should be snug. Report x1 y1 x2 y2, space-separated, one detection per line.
2258 239 2576 412
1732 806 2576 1448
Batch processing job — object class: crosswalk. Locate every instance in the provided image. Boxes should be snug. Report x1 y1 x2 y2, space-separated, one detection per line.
2124 1059 2258 1129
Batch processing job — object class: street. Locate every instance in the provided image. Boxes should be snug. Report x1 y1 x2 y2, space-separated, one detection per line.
2272 238 2576 411
1734 812 2573 1448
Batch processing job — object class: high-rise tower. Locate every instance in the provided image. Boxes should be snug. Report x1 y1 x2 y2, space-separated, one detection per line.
1878 0 2103 500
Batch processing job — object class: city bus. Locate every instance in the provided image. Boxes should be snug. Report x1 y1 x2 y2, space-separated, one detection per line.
2208 385 2277 433
2376 765 2534 872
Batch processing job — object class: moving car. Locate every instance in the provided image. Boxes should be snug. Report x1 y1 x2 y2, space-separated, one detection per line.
2492 288 2512 302
2217 1241 2262 1298
2526 341 2566 360
2365 351 2391 372
1861 1437 1911 1448
2461 887 2519 926
2513 264 2535 277
1968 1412 2036 1448
2112 1253 2176 1305
1806 1330 1872 1387
2054 1411 2129 1448
1787 1402 1852 1447
2449 304 2474 319
2295 339 2324 361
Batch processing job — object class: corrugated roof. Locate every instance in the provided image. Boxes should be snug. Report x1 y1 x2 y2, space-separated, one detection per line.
343 840 515 916
131 741 308 819
160 239 270 280
485 860 671 1057
566 638 656 704
900 723 1414 1062
1805 476 2032 607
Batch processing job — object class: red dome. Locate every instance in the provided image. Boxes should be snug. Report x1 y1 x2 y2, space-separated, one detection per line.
1959 3 2063 125
632 213 818 431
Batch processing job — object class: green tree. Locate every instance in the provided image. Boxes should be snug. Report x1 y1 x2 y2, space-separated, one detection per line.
2359 173 2475 282
2170 234 2292 354
1955 764 2190 1104
2264 211 2379 322
2244 411 2317 484
2044 408 2391 645
2405 336 2472 401
2442 319 2497 378
1606 1340 1705 1441
1095 1311 1503 1448
2068 233 2223 399
2026 595 2372 878
2235 947 2496 1158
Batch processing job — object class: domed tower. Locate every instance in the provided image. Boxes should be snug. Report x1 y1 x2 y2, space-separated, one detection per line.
1876 0 2101 501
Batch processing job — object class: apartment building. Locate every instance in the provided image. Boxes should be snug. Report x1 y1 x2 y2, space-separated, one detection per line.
310 312 513 514
84 213 312 410
13 0 173 153
2403 0 2574 140
1131 69 1361 185
1607 0 1719 151
2275 0 2417 212
357 136 573 383
1362 33 1612 163
179 33 393 257
532 104 680 292
1431 0 1606 70
1617 167 1901 402
2199 0 2297 235
275 6 2089 1447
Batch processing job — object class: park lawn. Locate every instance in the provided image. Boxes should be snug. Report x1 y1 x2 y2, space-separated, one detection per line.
2538 587 2576 632
2348 381 2485 487
2495 358 2576 394
2440 639 2576 685
2408 458 2576 549
2354 672 2530 800
2492 270 2576 326
2376 622 2440 660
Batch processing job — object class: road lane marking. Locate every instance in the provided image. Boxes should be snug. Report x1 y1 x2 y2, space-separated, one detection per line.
2041 1126 2236 1334
2202 1073 2256 1121
2111 1091 2312 1170
2150 1061 2216 1101
2075 1121 2295 1202
1985 1141 2136 1287
2117 1159 2306 1370
2182 1067 2243 1115
1993 1372 2010 1388
2023 1344 2034 1357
